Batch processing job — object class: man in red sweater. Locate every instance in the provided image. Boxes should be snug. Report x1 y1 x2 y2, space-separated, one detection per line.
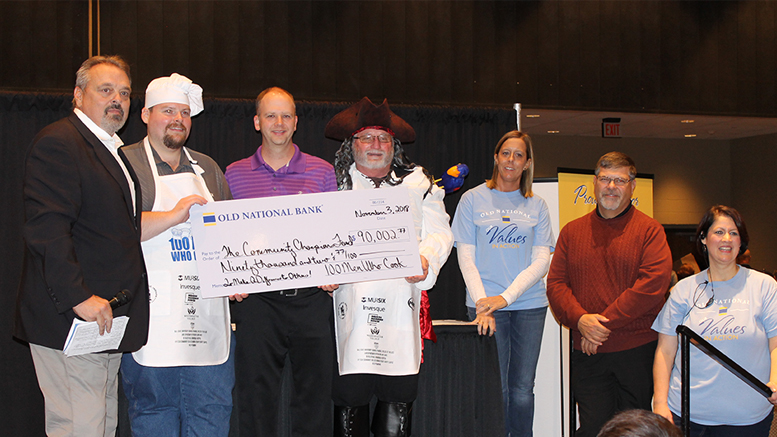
547 152 672 437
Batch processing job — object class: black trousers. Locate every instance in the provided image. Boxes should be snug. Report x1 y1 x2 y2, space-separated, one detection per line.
232 288 334 437
571 340 657 437
332 372 420 407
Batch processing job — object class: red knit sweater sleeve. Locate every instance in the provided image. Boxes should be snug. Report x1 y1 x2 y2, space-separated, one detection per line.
547 226 588 330
600 217 673 330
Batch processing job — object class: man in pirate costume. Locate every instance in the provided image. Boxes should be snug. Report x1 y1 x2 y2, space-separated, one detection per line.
326 97 453 437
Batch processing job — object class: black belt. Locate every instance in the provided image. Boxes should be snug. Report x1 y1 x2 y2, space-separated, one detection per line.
278 287 317 297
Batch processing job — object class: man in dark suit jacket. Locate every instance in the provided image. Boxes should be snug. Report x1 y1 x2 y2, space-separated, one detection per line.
14 55 149 437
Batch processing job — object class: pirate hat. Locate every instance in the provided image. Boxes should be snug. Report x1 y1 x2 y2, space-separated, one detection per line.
325 97 415 143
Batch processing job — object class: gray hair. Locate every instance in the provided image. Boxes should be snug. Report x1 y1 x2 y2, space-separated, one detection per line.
72 55 131 108
595 151 637 179
333 137 432 190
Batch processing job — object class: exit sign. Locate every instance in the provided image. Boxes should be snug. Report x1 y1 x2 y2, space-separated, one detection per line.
602 118 621 138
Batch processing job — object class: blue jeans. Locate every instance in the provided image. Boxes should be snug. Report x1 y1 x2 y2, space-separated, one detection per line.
469 306 547 437
120 333 236 437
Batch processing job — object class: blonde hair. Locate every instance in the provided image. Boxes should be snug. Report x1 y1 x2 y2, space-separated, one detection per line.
255 86 295 115
486 130 534 197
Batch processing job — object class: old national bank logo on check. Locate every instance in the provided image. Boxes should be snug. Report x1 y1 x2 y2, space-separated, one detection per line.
203 212 217 226
189 187 422 298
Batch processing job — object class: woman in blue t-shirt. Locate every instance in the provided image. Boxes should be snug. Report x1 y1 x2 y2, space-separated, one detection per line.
652 205 777 436
451 131 555 437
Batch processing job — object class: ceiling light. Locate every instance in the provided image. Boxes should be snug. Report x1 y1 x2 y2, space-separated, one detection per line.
681 119 695 123
547 130 560 134
526 114 540 118
684 134 696 138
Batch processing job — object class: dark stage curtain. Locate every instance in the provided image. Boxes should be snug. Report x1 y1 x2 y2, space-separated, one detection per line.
0 91 515 436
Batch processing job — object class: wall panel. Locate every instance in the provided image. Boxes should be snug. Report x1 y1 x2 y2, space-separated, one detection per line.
677 3 702 112
697 4 721 113
731 133 777 277
536 0 560 107
639 1 661 111
493 1 518 105
334 2 360 100
737 1 758 114
558 1 582 108
756 1 776 114
234 3 262 96
311 2 338 100
2 0 777 116
718 2 740 113
659 2 682 111
359 1 386 100
472 1 497 104
599 1 621 109
208 2 236 96
619 1 642 110
426 1 453 104
578 1 602 108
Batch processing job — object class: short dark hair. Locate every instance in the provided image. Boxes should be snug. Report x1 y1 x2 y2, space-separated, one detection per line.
486 130 535 197
72 55 131 108
595 151 636 180
695 205 749 258
255 86 295 115
597 410 681 437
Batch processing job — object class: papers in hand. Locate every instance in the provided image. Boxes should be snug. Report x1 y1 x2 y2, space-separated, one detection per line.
62 316 129 356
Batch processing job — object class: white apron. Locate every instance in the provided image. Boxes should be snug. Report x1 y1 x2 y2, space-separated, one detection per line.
133 139 230 367
334 169 423 376
334 279 422 376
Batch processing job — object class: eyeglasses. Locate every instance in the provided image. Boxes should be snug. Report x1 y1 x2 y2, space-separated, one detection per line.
355 134 392 145
596 176 633 186
683 279 715 320
692 280 714 310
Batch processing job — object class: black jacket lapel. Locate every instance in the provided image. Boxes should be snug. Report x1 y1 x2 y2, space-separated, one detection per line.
67 112 136 219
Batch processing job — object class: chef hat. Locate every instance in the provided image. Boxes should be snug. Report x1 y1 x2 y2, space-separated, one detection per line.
144 73 204 116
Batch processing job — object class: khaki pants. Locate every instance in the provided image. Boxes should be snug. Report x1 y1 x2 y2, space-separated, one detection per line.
30 344 121 437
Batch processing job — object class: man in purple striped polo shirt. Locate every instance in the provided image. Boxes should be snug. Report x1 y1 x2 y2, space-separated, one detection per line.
225 87 337 437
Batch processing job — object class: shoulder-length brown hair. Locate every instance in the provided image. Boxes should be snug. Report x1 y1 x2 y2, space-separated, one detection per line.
695 204 749 258
486 130 534 197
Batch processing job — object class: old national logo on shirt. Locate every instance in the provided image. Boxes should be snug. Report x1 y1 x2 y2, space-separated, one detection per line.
480 209 532 249
486 223 528 249
697 298 749 342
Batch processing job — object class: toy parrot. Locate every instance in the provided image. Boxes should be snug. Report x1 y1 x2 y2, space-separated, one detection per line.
435 163 469 194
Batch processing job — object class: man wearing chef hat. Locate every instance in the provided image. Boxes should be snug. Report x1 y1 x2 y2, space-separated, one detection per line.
120 73 235 436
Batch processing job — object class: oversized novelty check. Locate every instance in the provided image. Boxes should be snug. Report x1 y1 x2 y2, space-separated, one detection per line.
190 187 422 298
